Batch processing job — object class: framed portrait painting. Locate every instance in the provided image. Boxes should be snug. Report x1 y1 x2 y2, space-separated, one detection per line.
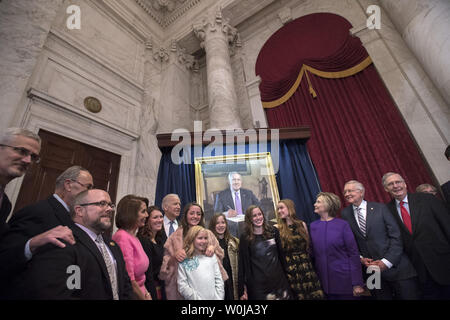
194 152 280 237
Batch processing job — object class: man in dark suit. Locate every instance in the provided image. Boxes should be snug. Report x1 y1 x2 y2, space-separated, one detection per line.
382 172 450 299
214 172 259 217
341 180 420 299
27 189 133 299
0 128 41 236
0 165 91 298
161 193 180 240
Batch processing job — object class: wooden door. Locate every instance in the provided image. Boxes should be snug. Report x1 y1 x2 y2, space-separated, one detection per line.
14 129 121 215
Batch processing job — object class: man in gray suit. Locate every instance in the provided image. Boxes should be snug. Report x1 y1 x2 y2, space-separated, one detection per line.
341 180 420 299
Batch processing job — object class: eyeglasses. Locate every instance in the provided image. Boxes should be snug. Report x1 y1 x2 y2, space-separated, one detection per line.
0 144 40 163
343 189 361 195
79 201 116 210
70 179 94 190
386 180 404 188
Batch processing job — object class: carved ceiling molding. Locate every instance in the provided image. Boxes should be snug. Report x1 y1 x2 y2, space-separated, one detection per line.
135 0 203 28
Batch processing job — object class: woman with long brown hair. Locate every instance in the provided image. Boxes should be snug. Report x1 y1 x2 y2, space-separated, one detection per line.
209 213 239 300
137 205 166 300
276 199 324 299
238 205 292 300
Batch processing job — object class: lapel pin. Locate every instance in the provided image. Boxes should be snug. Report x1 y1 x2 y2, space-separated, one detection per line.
109 242 115 246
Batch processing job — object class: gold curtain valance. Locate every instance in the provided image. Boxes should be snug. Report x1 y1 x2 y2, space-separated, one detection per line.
262 56 373 108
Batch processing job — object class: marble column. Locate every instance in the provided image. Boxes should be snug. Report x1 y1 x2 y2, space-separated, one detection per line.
0 0 65 129
379 0 450 106
156 41 194 133
132 39 162 203
194 9 242 130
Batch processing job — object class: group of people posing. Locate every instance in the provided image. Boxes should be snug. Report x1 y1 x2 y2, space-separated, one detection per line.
0 128 449 300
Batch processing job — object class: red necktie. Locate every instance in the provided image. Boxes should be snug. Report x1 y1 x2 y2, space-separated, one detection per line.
399 200 412 234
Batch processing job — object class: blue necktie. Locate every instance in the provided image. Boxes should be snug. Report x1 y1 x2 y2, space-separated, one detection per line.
169 221 175 236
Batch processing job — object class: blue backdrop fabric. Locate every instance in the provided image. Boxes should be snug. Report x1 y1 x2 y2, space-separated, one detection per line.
154 140 321 224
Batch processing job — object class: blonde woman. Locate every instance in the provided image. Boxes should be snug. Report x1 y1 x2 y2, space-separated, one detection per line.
309 192 364 300
177 226 224 300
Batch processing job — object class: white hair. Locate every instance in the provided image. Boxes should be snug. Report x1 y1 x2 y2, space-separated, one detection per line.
382 172 403 187
344 180 365 192
0 127 41 146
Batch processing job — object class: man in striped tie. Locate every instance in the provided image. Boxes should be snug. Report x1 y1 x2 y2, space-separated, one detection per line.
341 180 420 300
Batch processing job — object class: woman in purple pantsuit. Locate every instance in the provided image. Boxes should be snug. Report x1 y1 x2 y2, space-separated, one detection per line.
309 192 364 300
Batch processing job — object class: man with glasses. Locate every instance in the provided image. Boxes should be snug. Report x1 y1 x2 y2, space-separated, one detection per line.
0 127 41 235
27 189 133 299
341 180 419 299
382 172 450 299
0 165 93 299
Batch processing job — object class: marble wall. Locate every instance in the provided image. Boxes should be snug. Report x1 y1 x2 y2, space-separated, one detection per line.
0 0 65 131
2 0 161 207
356 0 449 184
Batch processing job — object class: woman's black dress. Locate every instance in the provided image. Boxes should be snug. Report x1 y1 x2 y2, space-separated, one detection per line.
238 227 292 300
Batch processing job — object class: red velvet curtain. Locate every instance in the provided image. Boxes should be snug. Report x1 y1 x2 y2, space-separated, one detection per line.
257 13 434 204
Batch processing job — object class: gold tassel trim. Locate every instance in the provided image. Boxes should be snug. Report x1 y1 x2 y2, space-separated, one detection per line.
262 56 372 108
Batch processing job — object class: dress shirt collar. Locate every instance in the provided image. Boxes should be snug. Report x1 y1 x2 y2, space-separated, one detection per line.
163 214 178 236
395 194 408 206
163 214 178 225
53 193 70 212
75 223 100 243
352 199 367 212
230 188 240 196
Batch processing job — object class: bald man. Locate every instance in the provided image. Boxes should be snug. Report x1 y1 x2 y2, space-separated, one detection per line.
27 189 133 299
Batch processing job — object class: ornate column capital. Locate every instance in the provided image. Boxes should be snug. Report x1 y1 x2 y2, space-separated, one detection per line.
193 8 240 50
192 7 242 129
177 46 199 72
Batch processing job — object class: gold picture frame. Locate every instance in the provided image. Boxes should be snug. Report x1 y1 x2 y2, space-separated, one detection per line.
194 152 280 236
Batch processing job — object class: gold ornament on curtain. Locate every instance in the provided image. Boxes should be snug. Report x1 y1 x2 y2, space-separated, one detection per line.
262 56 373 108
